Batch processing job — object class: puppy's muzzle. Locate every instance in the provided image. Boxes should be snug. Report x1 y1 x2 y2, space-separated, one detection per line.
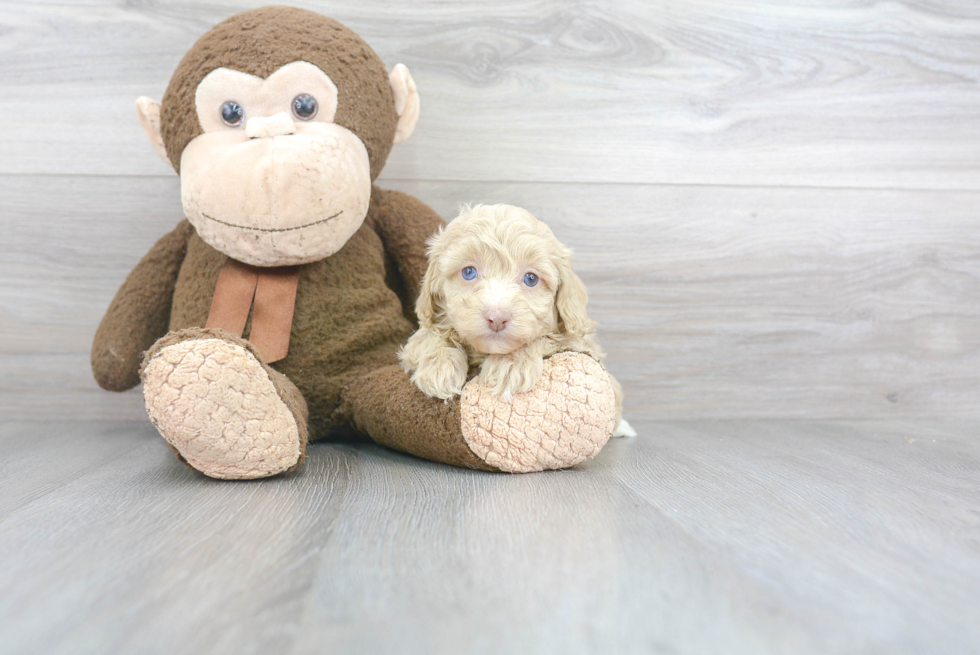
484 308 511 332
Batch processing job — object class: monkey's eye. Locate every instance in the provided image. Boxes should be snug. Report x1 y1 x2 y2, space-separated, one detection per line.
461 266 478 281
523 272 539 287
220 101 245 127
292 94 318 120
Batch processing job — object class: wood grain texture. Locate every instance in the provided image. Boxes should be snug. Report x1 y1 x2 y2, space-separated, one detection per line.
2 175 978 420
0 419 977 654
1 0 979 188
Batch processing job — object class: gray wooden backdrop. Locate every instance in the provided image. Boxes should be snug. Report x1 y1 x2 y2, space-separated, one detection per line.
2 0 979 421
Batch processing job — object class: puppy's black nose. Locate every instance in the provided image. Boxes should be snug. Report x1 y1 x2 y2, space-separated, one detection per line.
484 308 511 332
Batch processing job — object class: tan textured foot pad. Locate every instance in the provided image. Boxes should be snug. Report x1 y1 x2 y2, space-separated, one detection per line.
142 338 302 480
460 352 616 473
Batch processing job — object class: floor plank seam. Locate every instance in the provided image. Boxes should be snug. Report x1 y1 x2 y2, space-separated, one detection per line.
1 171 979 196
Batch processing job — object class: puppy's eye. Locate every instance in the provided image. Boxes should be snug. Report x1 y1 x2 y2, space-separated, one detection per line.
523 272 539 287
220 101 245 127
461 266 478 281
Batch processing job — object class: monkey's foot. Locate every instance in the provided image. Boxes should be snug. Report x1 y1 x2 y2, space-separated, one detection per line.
459 352 616 473
141 328 308 480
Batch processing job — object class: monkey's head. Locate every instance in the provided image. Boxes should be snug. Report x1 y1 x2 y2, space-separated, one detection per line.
136 7 420 267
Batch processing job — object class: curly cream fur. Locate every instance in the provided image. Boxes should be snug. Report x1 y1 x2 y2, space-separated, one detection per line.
400 204 630 433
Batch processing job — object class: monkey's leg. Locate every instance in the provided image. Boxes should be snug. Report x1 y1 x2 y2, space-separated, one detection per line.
140 327 309 480
341 352 616 473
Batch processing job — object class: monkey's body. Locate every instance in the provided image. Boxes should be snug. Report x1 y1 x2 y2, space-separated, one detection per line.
168 188 424 439
91 6 617 479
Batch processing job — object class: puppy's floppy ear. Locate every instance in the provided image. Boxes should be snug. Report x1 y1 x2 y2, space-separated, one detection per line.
555 250 593 338
415 230 445 329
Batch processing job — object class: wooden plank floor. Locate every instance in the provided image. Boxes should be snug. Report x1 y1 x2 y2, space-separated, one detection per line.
1 419 977 654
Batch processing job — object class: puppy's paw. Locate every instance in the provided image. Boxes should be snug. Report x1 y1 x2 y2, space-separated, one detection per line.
480 352 545 398
612 418 637 438
410 346 468 400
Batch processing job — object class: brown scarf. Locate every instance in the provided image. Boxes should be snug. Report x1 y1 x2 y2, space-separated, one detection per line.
205 259 300 363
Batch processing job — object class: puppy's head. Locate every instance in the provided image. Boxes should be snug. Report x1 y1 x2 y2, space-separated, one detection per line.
416 204 593 355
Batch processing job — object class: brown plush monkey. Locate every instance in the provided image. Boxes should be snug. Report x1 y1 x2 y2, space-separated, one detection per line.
92 6 616 479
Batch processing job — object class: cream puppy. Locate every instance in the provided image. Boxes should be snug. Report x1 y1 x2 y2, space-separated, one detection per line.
399 204 635 438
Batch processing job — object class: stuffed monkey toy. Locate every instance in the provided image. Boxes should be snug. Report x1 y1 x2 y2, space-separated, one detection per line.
91 6 616 479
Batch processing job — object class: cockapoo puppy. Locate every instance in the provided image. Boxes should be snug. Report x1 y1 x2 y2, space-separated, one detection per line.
399 204 635 438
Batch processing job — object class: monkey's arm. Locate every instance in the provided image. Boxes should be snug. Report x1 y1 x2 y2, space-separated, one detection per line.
91 220 193 391
368 187 445 322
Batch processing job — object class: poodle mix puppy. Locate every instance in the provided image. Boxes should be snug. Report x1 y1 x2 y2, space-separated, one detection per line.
399 204 635 438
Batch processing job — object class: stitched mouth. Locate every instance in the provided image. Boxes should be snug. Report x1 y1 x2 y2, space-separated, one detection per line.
202 210 343 233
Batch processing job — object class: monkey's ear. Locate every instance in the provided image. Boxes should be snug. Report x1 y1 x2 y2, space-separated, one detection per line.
135 96 172 167
389 64 420 144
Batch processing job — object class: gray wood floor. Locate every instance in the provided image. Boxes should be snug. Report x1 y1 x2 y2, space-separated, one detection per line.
2 0 979 653
1 419 978 655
